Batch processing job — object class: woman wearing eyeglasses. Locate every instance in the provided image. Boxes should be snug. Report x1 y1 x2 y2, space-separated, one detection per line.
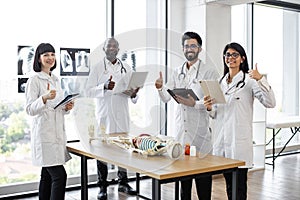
204 42 276 200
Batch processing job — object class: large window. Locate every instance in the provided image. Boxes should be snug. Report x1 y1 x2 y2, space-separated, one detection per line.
253 4 300 149
0 0 106 196
114 0 167 136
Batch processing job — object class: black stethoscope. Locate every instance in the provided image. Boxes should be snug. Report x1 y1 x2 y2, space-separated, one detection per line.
178 60 201 84
103 58 127 74
221 72 246 95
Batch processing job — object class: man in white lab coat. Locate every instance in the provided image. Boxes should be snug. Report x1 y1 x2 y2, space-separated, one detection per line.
86 38 138 200
155 32 219 200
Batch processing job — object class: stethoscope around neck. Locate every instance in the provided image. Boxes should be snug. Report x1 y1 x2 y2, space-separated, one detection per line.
221 72 246 95
178 60 201 84
103 58 127 74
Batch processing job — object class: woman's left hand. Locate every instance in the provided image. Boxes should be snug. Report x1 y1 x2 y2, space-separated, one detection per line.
248 63 263 81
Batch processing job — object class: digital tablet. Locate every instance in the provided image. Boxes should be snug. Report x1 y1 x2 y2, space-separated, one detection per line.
54 93 80 109
199 80 226 104
167 88 199 103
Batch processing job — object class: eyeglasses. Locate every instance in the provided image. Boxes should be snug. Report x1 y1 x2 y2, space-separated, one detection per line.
183 44 199 50
224 52 240 59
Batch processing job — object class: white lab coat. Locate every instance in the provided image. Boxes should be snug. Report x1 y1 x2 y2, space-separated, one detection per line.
158 60 219 154
211 71 276 168
86 58 137 134
25 71 71 167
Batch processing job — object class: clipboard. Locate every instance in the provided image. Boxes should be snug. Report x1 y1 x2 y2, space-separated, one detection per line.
113 72 148 95
167 88 199 104
199 80 226 104
54 93 80 109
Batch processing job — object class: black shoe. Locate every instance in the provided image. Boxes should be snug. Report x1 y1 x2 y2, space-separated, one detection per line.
118 183 137 195
97 187 107 200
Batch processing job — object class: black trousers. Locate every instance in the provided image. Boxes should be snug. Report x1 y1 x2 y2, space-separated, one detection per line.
223 168 248 200
180 175 212 200
97 160 128 187
38 165 67 200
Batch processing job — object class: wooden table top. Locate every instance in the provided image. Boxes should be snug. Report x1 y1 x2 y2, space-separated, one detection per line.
67 139 245 180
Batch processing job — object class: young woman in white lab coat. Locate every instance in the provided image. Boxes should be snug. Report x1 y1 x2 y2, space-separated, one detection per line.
25 43 74 200
204 42 276 200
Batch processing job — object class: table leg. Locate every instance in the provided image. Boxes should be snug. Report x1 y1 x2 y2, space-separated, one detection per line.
81 155 88 200
136 173 140 194
272 128 275 169
175 181 179 200
152 178 161 200
231 169 238 200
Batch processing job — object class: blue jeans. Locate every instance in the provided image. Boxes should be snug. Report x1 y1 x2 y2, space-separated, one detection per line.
39 165 67 200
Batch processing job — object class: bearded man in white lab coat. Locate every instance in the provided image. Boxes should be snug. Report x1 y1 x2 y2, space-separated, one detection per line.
155 32 219 200
86 38 138 200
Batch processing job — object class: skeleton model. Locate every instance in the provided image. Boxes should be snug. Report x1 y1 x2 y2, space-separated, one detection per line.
89 130 183 159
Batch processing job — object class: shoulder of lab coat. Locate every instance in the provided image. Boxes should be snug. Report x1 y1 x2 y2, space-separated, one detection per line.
122 61 132 72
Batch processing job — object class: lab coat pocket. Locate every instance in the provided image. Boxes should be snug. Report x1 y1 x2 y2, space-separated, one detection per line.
39 111 56 142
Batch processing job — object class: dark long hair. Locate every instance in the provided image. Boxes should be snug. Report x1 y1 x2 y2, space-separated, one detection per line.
33 43 56 72
221 42 249 79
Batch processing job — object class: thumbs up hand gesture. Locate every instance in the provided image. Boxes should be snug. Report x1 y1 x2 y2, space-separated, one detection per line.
248 63 263 81
155 71 163 89
104 75 115 90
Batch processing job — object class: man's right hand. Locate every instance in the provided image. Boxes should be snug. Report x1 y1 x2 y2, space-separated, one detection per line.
155 71 163 89
105 75 115 90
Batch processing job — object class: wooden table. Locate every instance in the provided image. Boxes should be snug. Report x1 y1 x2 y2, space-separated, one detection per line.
266 116 300 169
67 139 245 200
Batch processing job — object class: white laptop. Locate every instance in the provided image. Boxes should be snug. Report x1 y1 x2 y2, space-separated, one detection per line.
113 72 149 96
